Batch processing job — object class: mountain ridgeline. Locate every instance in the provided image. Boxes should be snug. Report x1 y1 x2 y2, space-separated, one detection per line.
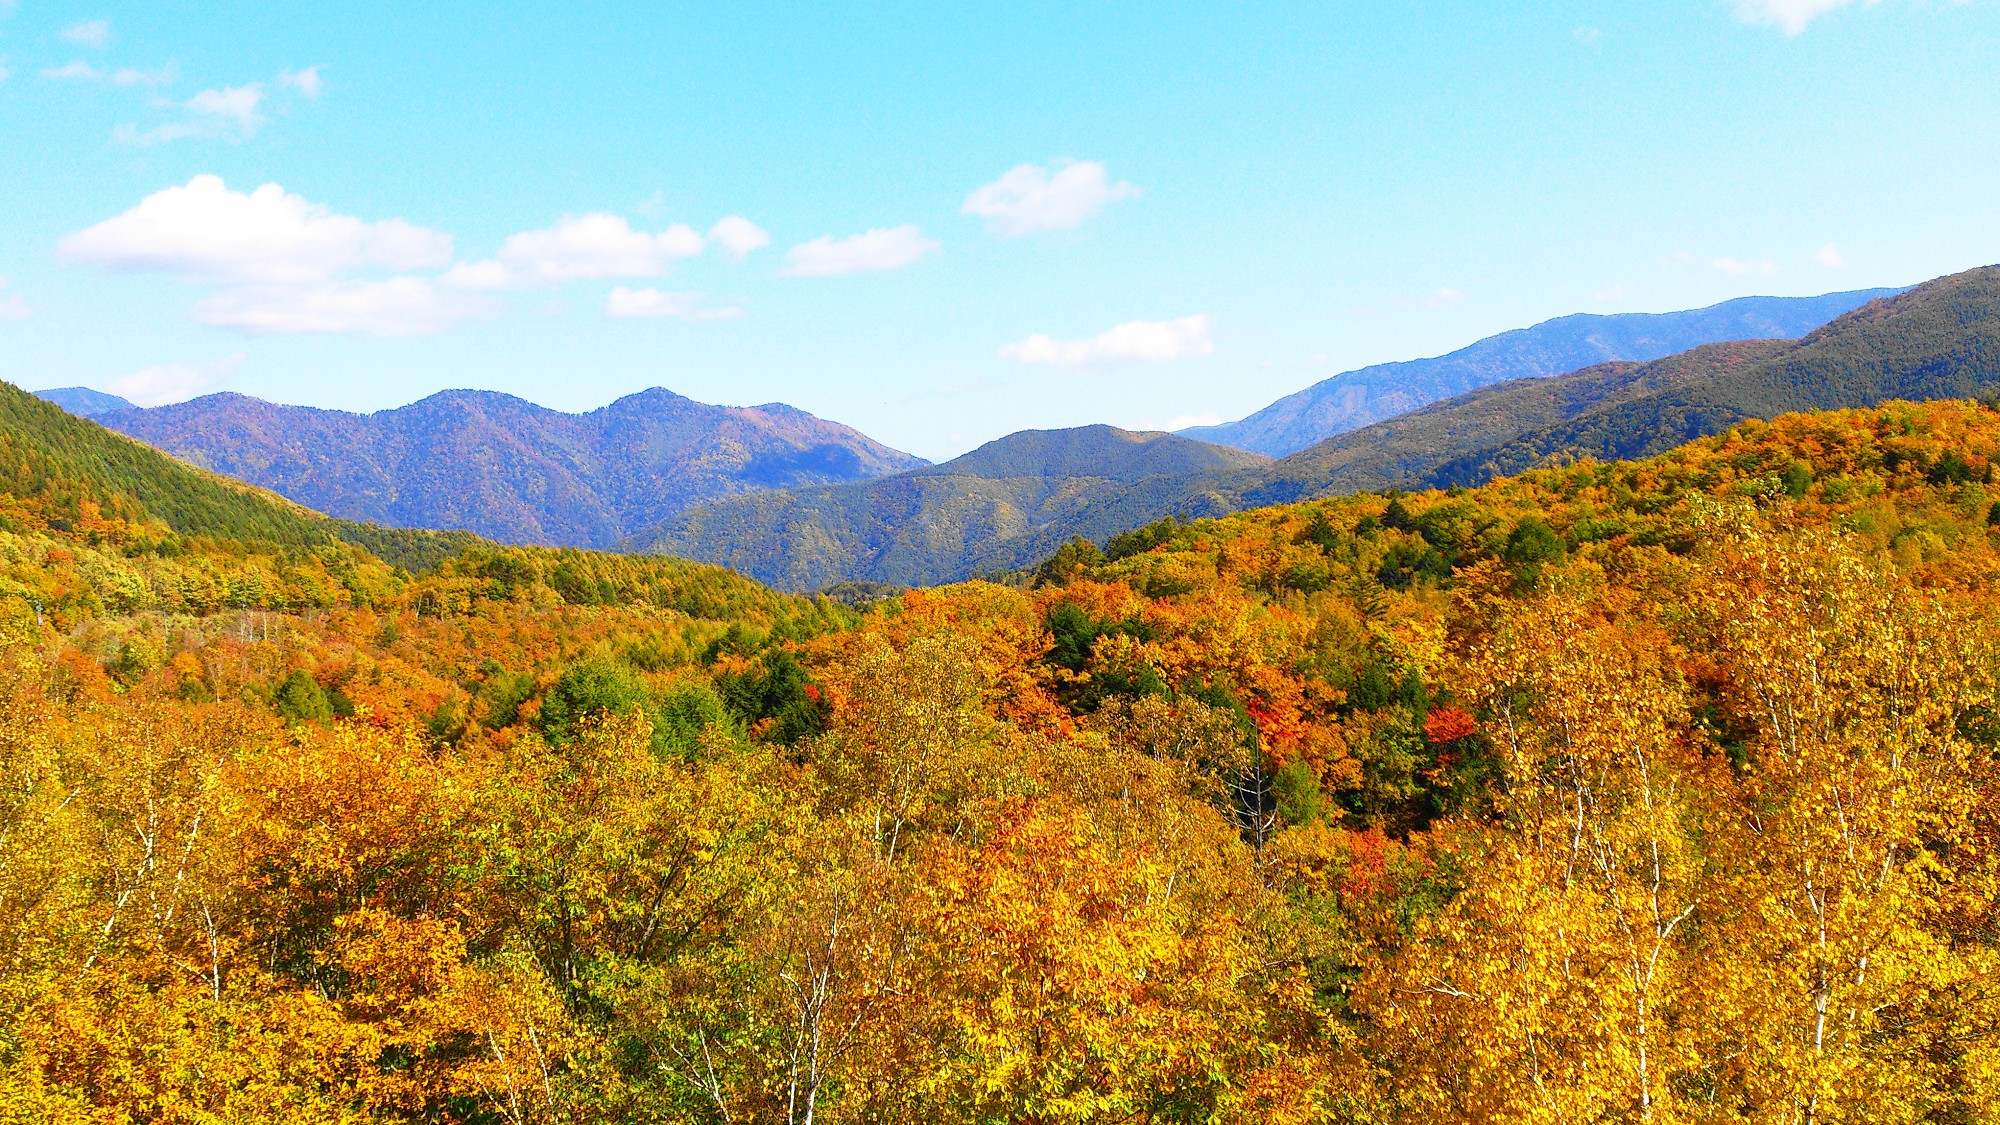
1183 287 1900 455
33 386 136 417
649 267 2000 589
95 387 926 550
642 426 1268 590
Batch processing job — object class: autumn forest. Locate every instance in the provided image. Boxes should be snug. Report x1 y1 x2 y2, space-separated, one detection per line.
0 359 1995 1124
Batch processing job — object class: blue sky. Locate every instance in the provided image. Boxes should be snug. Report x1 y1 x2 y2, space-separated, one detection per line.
3 1 1998 460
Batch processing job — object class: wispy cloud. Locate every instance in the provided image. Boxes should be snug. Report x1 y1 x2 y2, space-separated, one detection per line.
781 225 939 277
1001 315 1213 368
0 278 29 322
962 160 1139 237
604 287 742 321
1712 256 1779 276
1732 0 1864 34
109 64 176 86
62 19 110 47
1815 241 1846 268
43 60 102 80
118 82 267 144
278 66 321 99
1164 411 1222 430
445 214 705 290
194 280 496 337
40 58 174 85
107 352 245 406
1592 283 1627 303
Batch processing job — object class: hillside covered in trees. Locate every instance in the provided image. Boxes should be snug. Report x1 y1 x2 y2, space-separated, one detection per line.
658 266 1998 591
2 384 1998 1120
645 424 1267 589
1180 287 1896 455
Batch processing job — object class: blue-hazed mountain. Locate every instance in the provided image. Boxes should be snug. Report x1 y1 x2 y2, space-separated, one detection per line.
1183 287 1902 456
97 387 926 549
33 387 137 417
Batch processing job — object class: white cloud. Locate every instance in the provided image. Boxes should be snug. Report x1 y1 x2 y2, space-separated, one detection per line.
278 66 321 99
1712 256 1780 276
1815 241 1846 268
1732 0 1863 34
62 19 110 47
604 287 742 321
781 225 939 277
1165 411 1222 430
1593 283 1627 303
194 279 497 336
108 352 244 407
707 215 770 261
0 278 28 322
1000 315 1214 368
445 213 704 290
59 175 453 284
43 60 102 80
1425 287 1465 309
962 160 1139 236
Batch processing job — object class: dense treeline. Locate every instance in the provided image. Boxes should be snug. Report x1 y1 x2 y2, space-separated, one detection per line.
1 379 481 571
3 401 1999 1121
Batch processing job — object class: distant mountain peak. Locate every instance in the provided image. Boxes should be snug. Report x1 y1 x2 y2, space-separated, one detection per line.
33 386 137 417
917 423 1267 482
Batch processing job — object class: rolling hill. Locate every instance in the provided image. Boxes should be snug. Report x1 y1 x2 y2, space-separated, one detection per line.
1183 287 1899 456
641 425 1268 589
94 387 925 549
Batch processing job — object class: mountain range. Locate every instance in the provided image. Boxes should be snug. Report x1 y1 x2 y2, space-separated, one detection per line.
87 388 925 549
1182 288 1900 456
29 274 1979 592
650 267 2000 588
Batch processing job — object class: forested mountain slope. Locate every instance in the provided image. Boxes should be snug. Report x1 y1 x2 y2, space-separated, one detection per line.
1428 263 2000 485
996 266 2000 568
97 386 925 549
1183 286 1896 455
4 391 1998 1121
1239 337 1793 499
644 424 1268 589
0 378 477 570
